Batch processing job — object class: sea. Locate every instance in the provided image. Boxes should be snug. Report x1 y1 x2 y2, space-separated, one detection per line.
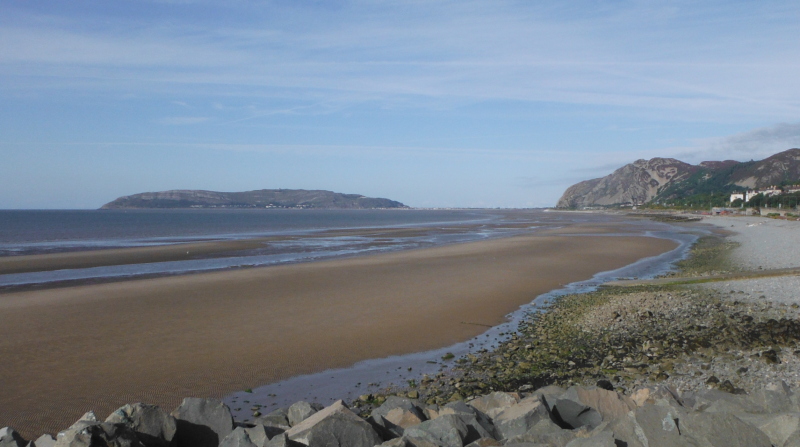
0 209 511 287
0 208 654 288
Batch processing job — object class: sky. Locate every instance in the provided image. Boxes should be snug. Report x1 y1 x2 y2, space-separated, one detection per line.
2 1 800 209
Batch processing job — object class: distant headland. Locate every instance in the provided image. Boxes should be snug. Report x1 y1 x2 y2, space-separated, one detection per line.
100 189 408 210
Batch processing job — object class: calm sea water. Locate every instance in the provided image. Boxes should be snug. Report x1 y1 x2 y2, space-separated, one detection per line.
0 209 695 288
0 209 497 255
0 209 535 287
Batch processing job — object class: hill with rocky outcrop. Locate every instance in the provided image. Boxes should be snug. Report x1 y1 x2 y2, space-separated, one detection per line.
101 189 408 210
557 148 800 208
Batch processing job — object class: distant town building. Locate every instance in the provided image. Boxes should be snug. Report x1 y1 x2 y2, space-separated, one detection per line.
730 185 798 204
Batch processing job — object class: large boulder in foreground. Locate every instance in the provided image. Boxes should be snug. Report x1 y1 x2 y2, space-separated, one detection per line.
0 428 25 447
551 386 634 430
218 427 257 447
105 403 177 447
492 396 551 440
170 398 233 447
31 434 57 447
467 392 520 419
285 400 381 447
403 414 470 447
287 402 323 428
54 422 143 447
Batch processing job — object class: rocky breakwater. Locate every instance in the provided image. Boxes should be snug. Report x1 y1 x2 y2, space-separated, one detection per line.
7 382 800 446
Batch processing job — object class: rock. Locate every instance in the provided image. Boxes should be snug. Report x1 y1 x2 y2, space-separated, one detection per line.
371 397 426 423
377 438 408 447
285 400 381 447
554 386 634 428
219 427 257 447
493 396 551 440
170 398 234 447
377 407 425 437
54 422 143 447
630 385 684 408
371 397 427 437
503 418 575 446
463 437 501 447
529 385 567 402
440 401 495 440
105 403 177 447
0 428 25 447
263 433 303 447
692 389 753 414
681 412 772 447
735 412 800 447
606 403 689 447
244 425 279 446
399 436 440 447
256 409 291 430
468 392 520 419
403 414 469 447
748 385 796 414
286 402 323 427
32 435 56 447
564 431 615 447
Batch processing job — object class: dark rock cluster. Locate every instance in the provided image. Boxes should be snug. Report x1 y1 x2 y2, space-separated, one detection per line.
7 382 800 447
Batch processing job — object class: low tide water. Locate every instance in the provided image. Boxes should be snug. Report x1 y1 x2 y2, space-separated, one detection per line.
0 209 642 288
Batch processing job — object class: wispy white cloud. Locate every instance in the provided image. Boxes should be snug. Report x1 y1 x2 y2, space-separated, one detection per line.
1 1 799 120
158 116 211 125
655 122 800 164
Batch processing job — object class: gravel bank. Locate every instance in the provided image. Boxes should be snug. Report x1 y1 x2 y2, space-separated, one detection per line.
702 215 800 270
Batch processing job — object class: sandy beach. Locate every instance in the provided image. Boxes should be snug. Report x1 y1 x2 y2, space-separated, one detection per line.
0 231 676 438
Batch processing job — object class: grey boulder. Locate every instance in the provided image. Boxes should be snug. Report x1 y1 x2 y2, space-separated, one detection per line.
551 387 634 430
403 414 469 447
105 403 177 447
256 409 291 431
54 422 143 447
31 434 56 447
219 427 257 447
287 402 323 428
493 396 551 440
285 400 381 447
468 392 520 419
170 398 233 447
681 412 772 447
564 431 615 447
263 434 303 447
0 428 25 447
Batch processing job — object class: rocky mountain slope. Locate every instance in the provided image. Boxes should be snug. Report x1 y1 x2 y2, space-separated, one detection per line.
557 148 800 208
101 189 408 210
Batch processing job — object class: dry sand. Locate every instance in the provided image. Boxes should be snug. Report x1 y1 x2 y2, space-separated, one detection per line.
0 233 676 438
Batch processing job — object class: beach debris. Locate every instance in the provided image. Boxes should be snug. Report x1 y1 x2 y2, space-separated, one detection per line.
170 398 233 447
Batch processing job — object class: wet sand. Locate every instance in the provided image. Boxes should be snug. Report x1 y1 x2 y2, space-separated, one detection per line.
0 238 276 275
0 225 490 276
0 233 677 438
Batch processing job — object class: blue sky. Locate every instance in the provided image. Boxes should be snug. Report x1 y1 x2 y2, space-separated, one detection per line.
2 1 800 208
